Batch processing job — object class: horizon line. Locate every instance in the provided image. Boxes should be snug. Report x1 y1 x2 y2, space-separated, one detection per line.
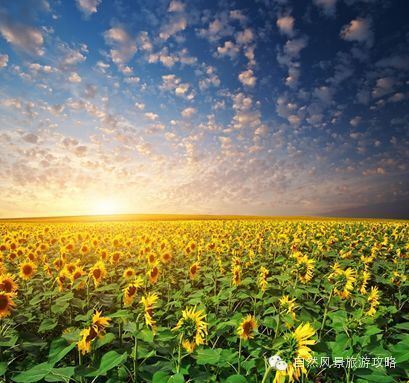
0 212 407 223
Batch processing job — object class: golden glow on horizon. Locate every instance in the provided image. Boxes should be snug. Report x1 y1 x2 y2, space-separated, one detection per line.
90 197 124 215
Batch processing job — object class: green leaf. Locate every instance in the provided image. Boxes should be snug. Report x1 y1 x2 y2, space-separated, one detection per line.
108 309 131 319
364 326 382 336
152 371 171 383
137 328 154 343
168 373 185 383
389 337 409 363
195 348 221 365
95 333 116 349
225 375 248 383
393 322 409 331
86 351 128 377
354 369 394 383
51 302 69 315
0 362 7 376
44 367 75 382
12 363 54 383
48 338 76 365
38 318 58 333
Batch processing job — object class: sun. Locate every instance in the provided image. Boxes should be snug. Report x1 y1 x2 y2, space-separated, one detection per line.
91 197 122 215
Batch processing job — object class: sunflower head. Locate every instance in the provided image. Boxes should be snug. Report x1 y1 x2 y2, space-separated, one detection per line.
232 265 242 287
77 326 98 355
173 306 208 353
19 261 37 280
123 267 136 280
189 262 200 280
148 265 159 284
273 323 316 383
90 261 107 286
0 274 18 293
92 311 111 334
0 292 16 318
237 314 257 341
123 277 143 306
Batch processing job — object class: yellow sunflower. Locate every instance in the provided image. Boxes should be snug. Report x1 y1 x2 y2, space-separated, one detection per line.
273 323 316 383
148 265 160 284
89 261 107 287
123 277 143 306
189 262 200 280
279 295 298 321
0 292 16 318
259 266 269 293
173 306 208 353
366 286 380 316
237 314 257 341
77 326 97 355
141 292 159 331
92 310 111 334
0 273 19 293
328 264 356 299
123 267 136 280
232 265 242 287
294 255 315 284
19 261 37 280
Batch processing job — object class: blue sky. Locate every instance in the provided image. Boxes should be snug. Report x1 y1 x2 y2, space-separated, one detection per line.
0 0 408 217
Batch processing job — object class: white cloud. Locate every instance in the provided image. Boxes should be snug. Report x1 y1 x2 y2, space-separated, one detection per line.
144 112 159 121
135 102 145 111
238 69 256 87
197 15 234 43
236 28 254 45
277 37 308 88
350 116 362 127
28 62 55 76
372 77 396 99
288 115 301 125
313 0 337 16
340 18 373 46
0 19 44 55
216 41 240 59
68 72 82 83
389 92 405 103
230 10 247 23
276 16 294 36
0 54 9 68
159 15 187 40
104 27 137 65
314 86 333 104
76 0 101 17
160 74 192 98
181 107 196 118
62 49 86 67
376 55 409 70
284 37 308 57
168 0 185 12
137 32 153 52
198 66 220 90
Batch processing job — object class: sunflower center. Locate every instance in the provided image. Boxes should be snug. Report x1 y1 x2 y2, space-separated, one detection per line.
0 295 8 310
243 321 253 335
23 265 33 275
128 286 137 296
1 280 13 292
93 269 102 279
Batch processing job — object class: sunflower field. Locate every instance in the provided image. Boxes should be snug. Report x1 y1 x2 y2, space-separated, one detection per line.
0 218 408 383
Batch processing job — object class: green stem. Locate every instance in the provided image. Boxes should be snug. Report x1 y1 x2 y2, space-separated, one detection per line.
176 336 182 374
261 366 272 383
78 350 84 383
273 313 280 340
320 288 333 336
238 338 242 375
